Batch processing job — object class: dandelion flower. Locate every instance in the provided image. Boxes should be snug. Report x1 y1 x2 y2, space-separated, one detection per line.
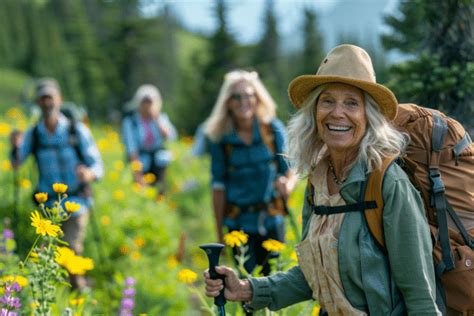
34 192 48 204
113 190 125 201
130 251 141 261
52 183 68 194
130 160 143 172
70 297 85 306
262 239 285 253
143 173 156 184
101 215 110 226
177 269 197 284
20 179 31 189
224 230 249 248
64 201 81 213
133 237 145 248
114 160 124 171
1 160 12 171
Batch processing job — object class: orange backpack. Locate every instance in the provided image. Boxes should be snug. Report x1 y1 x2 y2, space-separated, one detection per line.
308 103 474 314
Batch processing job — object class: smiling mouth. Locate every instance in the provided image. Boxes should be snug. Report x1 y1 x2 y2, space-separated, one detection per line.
327 124 352 132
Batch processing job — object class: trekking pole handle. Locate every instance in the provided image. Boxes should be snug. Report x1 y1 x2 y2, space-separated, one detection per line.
200 243 226 307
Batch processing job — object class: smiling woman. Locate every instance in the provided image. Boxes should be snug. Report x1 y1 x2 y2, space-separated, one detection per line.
203 69 297 276
203 45 441 315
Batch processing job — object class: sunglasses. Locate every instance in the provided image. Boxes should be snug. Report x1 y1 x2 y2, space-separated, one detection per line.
229 93 256 102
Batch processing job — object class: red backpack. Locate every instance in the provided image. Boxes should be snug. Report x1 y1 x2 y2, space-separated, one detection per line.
307 103 474 314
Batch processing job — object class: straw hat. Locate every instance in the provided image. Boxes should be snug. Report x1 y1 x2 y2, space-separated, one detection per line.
288 44 398 120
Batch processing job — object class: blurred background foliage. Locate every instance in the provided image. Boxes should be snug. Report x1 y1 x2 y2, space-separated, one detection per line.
0 0 471 134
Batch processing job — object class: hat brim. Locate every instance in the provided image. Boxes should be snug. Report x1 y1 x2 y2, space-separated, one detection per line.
288 75 398 120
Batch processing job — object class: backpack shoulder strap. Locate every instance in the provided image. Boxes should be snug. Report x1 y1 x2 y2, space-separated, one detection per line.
364 156 398 250
31 123 40 157
258 122 276 154
68 118 86 164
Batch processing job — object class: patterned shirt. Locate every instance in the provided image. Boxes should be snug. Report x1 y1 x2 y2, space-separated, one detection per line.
121 112 177 170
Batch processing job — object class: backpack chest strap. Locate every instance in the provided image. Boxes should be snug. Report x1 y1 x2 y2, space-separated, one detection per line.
312 201 377 215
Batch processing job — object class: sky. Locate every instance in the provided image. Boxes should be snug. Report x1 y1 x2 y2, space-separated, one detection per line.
147 0 401 52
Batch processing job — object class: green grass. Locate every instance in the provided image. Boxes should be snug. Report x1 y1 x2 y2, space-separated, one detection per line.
0 108 317 315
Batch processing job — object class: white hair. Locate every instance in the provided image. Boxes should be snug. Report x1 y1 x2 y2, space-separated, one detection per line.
204 70 277 142
287 84 408 176
132 84 163 113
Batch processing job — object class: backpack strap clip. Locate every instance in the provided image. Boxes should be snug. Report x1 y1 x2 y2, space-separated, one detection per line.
428 168 446 195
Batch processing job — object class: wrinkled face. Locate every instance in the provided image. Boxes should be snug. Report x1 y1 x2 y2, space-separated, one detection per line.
315 83 367 154
37 93 61 119
227 81 257 121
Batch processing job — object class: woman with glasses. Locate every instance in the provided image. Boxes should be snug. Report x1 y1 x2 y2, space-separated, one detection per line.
204 70 297 275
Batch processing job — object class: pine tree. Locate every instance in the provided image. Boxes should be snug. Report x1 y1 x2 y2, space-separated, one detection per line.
383 0 474 129
301 6 324 74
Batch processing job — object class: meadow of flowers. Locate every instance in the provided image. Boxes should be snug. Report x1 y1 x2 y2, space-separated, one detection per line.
0 107 320 315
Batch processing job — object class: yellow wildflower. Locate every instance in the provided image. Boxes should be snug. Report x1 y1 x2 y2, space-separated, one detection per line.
262 239 285 253
177 269 198 284
120 245 130 255
20 179 31 189
167 255 179 269
132 183 142 193
109 170 119 181
1 160 11 171
65 201 81 213
290 250 298 262
2 275 28 287
133 237 145 248
101 215 110 226
131 160 143 172
67 256 94 275
131 251 141 261
312 305 321 316
55 247 75 266
285 229 295 242
113 190 125 201
56 247 94 275
0 122 11 136
30 211 62 237
34 192 48 204
70 297 85 306
143 173 156 184
146 187 157 199
52 183 68 194
5 108 25 120
224 230 249 248
113 160 124 171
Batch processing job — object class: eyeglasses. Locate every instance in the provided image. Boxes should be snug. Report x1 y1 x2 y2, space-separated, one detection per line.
229 93 256 102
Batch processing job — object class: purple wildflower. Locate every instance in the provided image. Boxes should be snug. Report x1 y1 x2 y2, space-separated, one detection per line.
3 230 13 240
121 298 134 310
0 281 22 313
119 277 136 316
124 277 135 287
122 288 135 297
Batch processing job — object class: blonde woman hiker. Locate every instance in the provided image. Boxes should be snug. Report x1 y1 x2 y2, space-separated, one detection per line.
204 69 297 276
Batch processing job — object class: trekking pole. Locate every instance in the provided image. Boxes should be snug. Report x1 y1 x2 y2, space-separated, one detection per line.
200 243 226 316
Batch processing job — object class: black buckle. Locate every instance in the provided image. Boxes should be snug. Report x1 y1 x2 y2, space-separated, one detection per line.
429 168 445 195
